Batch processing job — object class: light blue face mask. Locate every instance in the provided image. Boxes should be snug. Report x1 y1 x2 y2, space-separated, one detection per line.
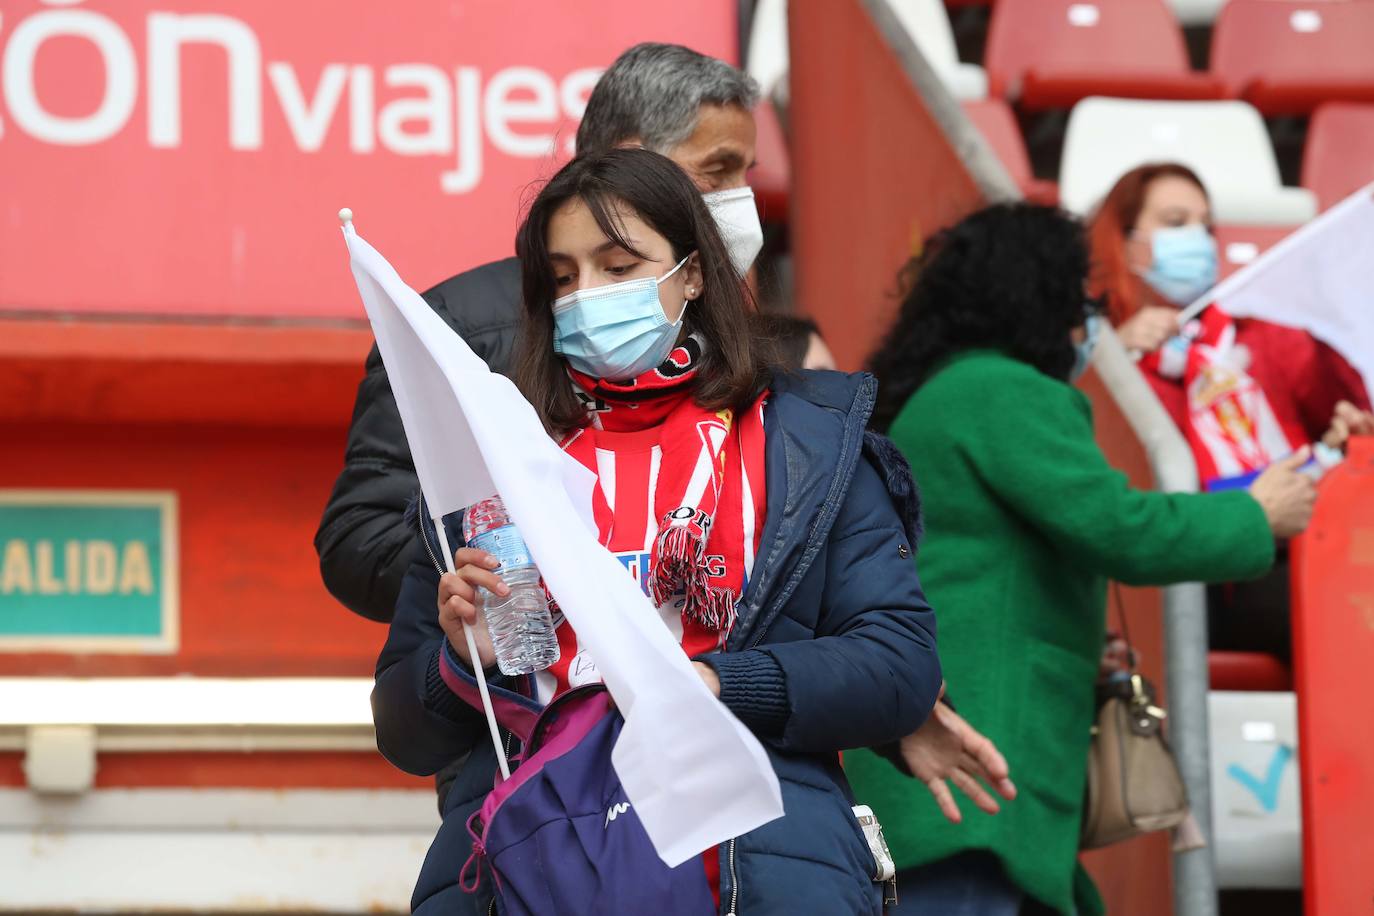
1141 223 1218 305
552 255 691 380
1071 314 1103 382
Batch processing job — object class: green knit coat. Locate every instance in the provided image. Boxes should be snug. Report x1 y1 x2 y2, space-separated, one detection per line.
844 352 1275 915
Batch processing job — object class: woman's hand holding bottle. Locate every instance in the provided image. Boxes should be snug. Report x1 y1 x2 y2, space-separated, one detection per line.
1321 400 1374 451
1248 446 1317 538
437 547 503 670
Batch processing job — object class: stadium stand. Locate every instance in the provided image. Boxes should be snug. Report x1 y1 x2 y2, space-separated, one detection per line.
889 0 988 99
1059 97 1317 223
1211 0 1374 115
747 0 986 104
1302 102 1374 211
960 99 1059 203
984 0 1225 110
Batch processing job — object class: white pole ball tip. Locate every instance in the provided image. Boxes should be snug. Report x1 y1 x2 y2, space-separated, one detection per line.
338 207 353 223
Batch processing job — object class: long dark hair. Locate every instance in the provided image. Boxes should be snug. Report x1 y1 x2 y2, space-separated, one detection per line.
867 202 1091 432
748 313 819 371
513 148 771 435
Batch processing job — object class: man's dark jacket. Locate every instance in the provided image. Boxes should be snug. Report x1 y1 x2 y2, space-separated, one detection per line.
316 257 523 622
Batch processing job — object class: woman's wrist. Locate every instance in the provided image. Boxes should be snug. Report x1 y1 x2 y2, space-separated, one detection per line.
696 651 790 738
693 661 721 698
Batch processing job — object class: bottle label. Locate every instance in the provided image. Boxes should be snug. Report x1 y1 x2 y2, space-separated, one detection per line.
469 524 534 572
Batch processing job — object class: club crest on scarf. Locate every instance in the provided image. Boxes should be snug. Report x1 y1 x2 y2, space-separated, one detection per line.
561 336 768 633
1144 307 1297 482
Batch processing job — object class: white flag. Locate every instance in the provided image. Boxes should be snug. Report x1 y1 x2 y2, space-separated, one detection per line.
342 219 784 866
1185 183 1374 396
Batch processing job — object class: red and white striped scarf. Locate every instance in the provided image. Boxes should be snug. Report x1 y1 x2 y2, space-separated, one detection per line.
1143 306 1299 482
561 337 767 634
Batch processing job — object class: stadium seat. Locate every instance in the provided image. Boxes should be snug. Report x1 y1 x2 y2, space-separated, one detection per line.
1167 0 1229 27
1302 102 1374 211
1209 650 1293 691
1211 0 1374 115
1213 223 1295 278
888 0 988 100
747 0 987 104
960 100 1059 204
747 0 789 106
1059 97 1318 224
984 0 1225 111
752 100 791 225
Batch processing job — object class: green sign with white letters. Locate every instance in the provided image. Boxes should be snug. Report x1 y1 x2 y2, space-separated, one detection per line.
0 491 178 652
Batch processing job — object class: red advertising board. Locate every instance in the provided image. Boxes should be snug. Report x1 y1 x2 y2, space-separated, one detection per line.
0 0 736 319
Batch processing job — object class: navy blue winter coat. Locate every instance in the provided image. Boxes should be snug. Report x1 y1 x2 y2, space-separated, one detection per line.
371 369 942 915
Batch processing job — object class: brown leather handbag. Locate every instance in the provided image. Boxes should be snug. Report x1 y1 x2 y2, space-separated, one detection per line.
1080 587 1199 850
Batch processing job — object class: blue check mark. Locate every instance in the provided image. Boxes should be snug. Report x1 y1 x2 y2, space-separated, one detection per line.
1227 744 1293 813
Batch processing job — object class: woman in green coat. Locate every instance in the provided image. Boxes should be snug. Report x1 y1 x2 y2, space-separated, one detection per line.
846 204 1316 915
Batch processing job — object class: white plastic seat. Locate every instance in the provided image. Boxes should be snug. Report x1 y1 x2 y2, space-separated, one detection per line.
747 0 988 104
1166 0 1230 27
1060 97 1317 224
889 0 989 100
747 0 791 105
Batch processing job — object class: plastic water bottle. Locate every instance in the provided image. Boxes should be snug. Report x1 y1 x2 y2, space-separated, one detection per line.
461 496 560 676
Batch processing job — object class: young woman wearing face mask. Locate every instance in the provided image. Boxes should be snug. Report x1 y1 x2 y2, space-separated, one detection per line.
1089 162 1373 456
371 148 943 916
845 203 1310 916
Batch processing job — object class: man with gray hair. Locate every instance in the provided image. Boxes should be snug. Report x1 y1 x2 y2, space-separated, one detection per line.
576 42 758 194
323 42 1015 871
316 43 764 624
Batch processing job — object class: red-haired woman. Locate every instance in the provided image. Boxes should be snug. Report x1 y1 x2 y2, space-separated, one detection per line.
1088 162 1372 465
1090 163 1373 657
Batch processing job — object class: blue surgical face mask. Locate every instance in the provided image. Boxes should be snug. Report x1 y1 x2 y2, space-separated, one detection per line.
1140 224 1218 305
1071 314 1103 382
552 254 692 380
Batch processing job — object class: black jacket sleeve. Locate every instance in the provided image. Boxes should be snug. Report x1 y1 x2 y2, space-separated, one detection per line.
314 257 523 621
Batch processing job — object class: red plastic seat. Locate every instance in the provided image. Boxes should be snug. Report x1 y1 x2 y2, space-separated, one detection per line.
960 100 1059 204
1302 102 1374 211
984 0 1225 111
1209 650 1293 691
1212 223 1295 278
751 100 790 225
1211 1 1374 115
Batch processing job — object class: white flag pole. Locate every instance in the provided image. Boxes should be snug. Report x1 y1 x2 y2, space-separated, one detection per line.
338 207 509 782
431 519 511 781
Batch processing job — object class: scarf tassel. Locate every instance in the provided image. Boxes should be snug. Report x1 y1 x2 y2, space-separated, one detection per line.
651 520 739 634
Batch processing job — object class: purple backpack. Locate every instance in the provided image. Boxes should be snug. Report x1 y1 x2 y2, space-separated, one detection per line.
460 685 717 915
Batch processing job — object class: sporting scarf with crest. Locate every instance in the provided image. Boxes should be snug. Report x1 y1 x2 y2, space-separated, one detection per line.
1142 305 1298 483
560 336 767 633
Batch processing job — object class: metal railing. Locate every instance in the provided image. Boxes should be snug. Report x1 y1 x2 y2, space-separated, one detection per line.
1091 329 1217 916
856 2 1219 910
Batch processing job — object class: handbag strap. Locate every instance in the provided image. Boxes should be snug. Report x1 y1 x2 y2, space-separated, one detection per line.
1107 583 1161 713
1110 581 1137 676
